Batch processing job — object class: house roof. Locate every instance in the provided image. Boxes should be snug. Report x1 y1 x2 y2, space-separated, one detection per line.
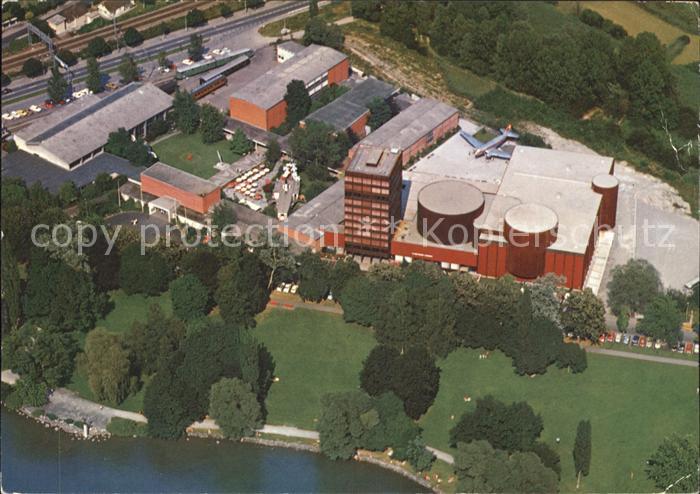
15 83 173 165
346 145 401 178
230 44 348 110
142 162 220 196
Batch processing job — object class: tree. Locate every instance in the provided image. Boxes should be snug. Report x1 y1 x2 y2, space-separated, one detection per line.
24 253 108 332
119 244 172 296
303 17 344 50
289 119 351 172
637 295 683 344
607 259 662 315
573 419 592 487
215 255 270 327
556 342 588 373
365 392 422 456
511 307 562 376
297 251 331 302
118 54 139 83
1 243 22 332
85 36 112 58
209 377 263 439
219 3 233 18
170 274 210 321
172 90 200 134
2 325 78 387
229 128 253 155
188 33 204 61
351 0 382 22
367 97 392 130
199 103 225 143
529 273 563 328
58 180 78 206
186 8 205 28
318 390 373 459
180 249 221 293
339 275 386 326
84 328 133 405
157 51 171 69
284 79 311 125
128 304 185 376
56 48 78 67
211 202 238 234
360 345 400 396
646 435 698 493
22 58 44 78
85 57 103 93
14 378 49 407
123 27 143 47
380 0 417 50
309 0 319 17
105 128 151 167
450 396 544 453
258 232 296 289
265 139 281 165
616 308 630 332
329 257 361 300
454 440 559 494
561 288 606 341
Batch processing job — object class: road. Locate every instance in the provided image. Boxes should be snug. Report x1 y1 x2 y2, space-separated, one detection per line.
2 1 305 109
587 347 698 367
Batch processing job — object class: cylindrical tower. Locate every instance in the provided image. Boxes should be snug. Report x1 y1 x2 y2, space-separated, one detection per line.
417 180 484 244
504 203 558 279
592 173 619 230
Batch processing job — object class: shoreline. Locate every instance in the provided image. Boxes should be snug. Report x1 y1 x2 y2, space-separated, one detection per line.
4 405 441 493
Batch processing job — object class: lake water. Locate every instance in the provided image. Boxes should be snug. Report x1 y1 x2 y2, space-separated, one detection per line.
1 410 425 493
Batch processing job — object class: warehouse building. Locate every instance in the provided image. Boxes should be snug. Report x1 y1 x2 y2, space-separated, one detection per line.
301 78 396 139
357 97 459 165
229 44 349 131
14 83 172 170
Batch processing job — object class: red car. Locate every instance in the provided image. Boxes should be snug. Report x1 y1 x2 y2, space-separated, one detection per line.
43 99 55 109
639 336 647 348
598 334 606 344
606 332 615 343
684 342 694 354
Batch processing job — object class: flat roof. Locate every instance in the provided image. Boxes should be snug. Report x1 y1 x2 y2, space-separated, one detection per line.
277 41 305 55
230 44 347 110
361 98 458 152
303 78 396 131
285 179 344 240
477 145 614 254
142 162 220 196
15 83 173 165
346 145 401 178
1 151 142 193
418 180 484 216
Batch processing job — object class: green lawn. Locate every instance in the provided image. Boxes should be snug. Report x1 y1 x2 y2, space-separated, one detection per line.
66 365 146 414
672 63 700 109
252 309 699 493
96 290 172 334
152 133 240 179
253 308 376 429
419 348 699 493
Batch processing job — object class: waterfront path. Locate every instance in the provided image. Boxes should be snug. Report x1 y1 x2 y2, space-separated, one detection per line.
45 389 147 429
586 347 698 367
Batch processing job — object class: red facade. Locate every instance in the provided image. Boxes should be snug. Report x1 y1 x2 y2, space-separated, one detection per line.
141 175 221 215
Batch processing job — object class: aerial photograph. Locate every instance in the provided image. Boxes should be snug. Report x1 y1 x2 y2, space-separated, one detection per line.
0 0 698 492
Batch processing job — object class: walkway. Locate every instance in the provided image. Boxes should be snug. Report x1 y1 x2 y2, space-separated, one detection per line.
586 347 698 367
44 389 147 430
268 294 343 314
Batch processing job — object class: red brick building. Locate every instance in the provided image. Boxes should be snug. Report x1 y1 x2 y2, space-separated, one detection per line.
141 162 221 215
344 146 402 257
229 44 349 131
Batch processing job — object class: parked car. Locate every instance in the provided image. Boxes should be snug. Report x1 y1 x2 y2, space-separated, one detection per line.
615 332 622 343
654 339 662 349
2 113 12 120
631 335 640 346
694 343 699 354
623 334 630 345
639 336 647 348
105 82 119 91
598 334 606 344
645 338 653 348
43 99 55 109
1 87 12 94
684 342 694 354
606 332 615 343
29 104 42 113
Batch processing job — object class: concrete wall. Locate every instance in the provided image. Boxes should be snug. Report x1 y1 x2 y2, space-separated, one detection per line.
141 175 221 214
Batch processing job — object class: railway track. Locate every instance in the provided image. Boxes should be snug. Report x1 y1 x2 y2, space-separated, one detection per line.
2 1 217 72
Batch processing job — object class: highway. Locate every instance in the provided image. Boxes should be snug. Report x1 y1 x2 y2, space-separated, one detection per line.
1 1 305 106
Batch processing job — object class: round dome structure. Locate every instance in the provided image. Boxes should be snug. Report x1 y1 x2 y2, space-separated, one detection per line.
592 173 619 230
417 180 484 245
504 203 558 279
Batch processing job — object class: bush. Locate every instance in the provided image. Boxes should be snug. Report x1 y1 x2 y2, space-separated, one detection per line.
22 58 45 78
4 391 23 410
123 27 144 47
56 49 78 67
107 417 148 437
146 118 170 141
47 413 58 420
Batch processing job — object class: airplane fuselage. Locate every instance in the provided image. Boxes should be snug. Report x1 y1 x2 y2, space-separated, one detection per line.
475 134 509 157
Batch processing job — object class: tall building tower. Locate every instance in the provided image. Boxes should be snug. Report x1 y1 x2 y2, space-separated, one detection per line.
344 145 402 258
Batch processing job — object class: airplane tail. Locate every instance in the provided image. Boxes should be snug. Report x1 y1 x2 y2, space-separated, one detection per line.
500 124 519 139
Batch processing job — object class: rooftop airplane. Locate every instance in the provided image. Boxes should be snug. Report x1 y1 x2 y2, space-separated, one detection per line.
460 124 519 160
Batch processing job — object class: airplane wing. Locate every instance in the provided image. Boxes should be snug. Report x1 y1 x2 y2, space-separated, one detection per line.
485 148 513 160
459 130 484 149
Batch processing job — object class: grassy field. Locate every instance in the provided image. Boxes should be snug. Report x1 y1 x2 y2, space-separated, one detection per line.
438 59 496 101
639 1 698 35
152 133 240 179
558 1 700 64
66 366 146 413
258 1 350 37
253 308 376 429
672 63 700 109
253 309 699 493
96 290 172 334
